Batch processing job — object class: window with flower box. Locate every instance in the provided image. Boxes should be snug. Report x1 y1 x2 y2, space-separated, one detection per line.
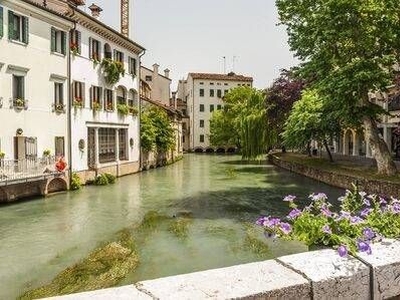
113 50 124 63
90 86 102 110
70 30 81 55
51 27 66 55
13 75 25 108
104 89 114 111
8 11 28 44
89 37 101 61
54 82 64 112
72 81 84 108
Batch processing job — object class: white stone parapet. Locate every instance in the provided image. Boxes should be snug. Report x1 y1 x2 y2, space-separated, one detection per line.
46 239 400 300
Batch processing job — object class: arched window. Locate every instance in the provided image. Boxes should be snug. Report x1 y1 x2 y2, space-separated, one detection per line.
128 89 138 108
116 86 127 105
104 43 112 59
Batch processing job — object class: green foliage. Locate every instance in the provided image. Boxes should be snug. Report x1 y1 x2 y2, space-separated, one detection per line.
282 89 341 151
209 86 275 160
70 173 82 191
101 59 125 85
94 173 116 186
140 107 175 153
0 151 5 159
117 104 129 116
276 0 399 173
43 149 51 156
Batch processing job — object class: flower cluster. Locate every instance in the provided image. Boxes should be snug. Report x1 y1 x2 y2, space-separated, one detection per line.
256 185 400 257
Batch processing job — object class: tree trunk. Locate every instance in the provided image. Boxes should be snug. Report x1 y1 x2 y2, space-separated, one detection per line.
363 116 397 175
323 139 333 162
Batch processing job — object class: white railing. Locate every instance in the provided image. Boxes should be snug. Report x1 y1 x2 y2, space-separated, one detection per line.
0 156 62 183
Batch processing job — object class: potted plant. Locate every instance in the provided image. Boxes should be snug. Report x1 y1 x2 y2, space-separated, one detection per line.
117 103 129 116
43 149 51 157
128 106 139 116
106 102 114 111
0 152 5 159
73 97 83 108
101 58 125 85
70 42 79 55
92 53 101 67
14 98 25 108
55 103 65 113
92 101 101 111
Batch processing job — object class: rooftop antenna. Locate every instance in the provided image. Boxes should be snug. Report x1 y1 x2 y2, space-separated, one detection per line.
223 56 226 74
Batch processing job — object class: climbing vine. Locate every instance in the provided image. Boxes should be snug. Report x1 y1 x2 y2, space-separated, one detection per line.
101 59 125 85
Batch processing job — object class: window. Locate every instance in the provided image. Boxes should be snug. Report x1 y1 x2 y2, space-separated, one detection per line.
145 75 152 81
200 120 204 128
70 30 81 54
114 49 124 63
104 89 114 111
210 89 215 97
54 82 64 105
119 129 127 160
117 87 126 105
128 57 137 76
199 104 204 112
99 128 116 163
224 89 229 95
24 137 37 159
13 75 25 100
104 43 112 59
89 38 101 61
200 82 204 85
217 83 221 86
0 7 3 39
224 83 228 86
51 27 66 54
8 11 28 44
55 137 65 157
210 82 214 85
200 135 205 143
210 104 214 112
217 105 222 110
128 90 137 108
217 89 222 98
200 89 204 97
72 81 84 107
90 86 102 110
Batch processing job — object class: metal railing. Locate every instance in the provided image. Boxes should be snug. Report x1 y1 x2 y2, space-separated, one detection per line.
0 156 62 183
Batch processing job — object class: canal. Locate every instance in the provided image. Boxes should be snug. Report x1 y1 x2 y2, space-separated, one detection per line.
0 154 343 299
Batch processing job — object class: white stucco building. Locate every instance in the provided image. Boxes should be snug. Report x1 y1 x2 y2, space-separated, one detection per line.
66 4 145 181
0 0 73 161
141 64 171 106
176 72 253 152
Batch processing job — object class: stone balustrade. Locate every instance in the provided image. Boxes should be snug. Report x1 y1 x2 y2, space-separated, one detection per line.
46 239 400 300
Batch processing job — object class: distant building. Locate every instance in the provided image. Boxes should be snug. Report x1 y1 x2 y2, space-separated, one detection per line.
176 72 253 152
140 64 171 107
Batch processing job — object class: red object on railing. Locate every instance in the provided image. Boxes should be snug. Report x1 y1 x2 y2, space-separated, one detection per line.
55 157 67 172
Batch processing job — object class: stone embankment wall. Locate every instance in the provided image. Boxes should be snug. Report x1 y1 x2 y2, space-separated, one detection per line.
48 239 400 299
270 155 400 197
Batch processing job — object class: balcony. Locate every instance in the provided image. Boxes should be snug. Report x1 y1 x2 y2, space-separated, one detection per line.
0 156 63 185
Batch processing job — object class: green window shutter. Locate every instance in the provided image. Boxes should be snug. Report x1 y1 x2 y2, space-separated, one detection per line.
8 10 13 40
98 41 101 60
62 31 66 55
22 16 28 44
0 7 3 38
133 58 137 75
77 30 81 54
51 27 55 52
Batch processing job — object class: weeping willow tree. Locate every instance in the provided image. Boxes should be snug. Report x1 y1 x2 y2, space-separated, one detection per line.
209 86 275 160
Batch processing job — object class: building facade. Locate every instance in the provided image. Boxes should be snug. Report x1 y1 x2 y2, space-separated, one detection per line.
140 64 171 106
67 5 145 181
176 72 253 152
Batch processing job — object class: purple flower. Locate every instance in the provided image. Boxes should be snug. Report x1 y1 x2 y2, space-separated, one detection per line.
336 211 351 221
266 218 281 228
287 208 302 219
379 197 387 205
310 192 327 201
279 222 292 235
283 195 296 202
322 224 332 234
338 245 348 257
357 240 372 255
320 205 333 217
350 216 364 224
363 228 376 240
360 208 372 218
256 216 268 226
392 203 400 214
363 198 371 207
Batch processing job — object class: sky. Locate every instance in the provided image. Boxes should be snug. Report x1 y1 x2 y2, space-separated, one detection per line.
82 0 298 89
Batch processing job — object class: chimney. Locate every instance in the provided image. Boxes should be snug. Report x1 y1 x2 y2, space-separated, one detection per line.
88 3 102 19
153 63 159 75
164 68 170 78
121 0 129 37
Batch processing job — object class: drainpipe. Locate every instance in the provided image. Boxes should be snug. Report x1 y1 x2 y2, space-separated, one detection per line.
67 16 77 185
138 49 146 170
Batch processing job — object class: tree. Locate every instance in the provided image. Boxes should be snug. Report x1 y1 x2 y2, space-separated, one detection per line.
276 0 399 175
265 69 306 148
209 86 275 160
140 106 175 153
282 90 342 162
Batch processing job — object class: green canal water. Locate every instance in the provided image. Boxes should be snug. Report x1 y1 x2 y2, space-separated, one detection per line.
0 154 343 299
